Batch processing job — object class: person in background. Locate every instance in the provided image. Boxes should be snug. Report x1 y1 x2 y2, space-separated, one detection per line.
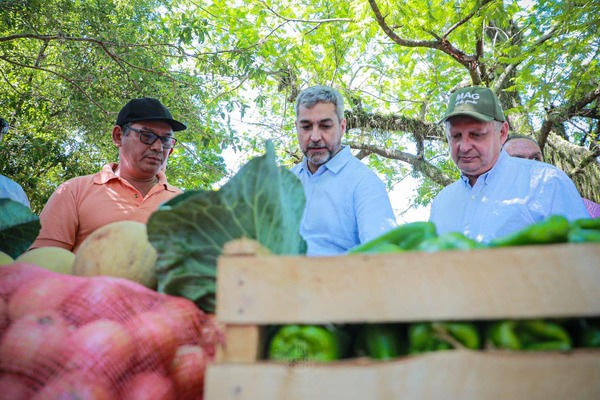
504 133 600 218
291 85 397 256
429 86 589 243
30 97 185 252
0 117 30 208
502 134 543 161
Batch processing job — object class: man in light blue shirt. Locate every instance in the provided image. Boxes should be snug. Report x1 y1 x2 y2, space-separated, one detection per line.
430 86 589 243
291 85 397 255
0 117 30 208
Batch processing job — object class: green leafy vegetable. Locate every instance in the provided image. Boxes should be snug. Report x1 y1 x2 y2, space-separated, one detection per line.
147 141 307 312
0 198 41 258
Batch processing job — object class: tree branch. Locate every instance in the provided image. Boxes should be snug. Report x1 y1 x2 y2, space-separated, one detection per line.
539 84 600 150
442 0 495 38
0 56 106 111
344 109 452 186
367 0 479 74
494 25 558 91
1 34 194 89
345 110 445 141
347 141 455 187
569 145 600 176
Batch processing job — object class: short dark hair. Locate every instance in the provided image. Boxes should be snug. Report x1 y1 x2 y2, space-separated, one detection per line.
295 85 345 122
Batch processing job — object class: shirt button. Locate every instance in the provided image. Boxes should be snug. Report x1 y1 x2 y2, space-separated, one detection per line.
471 195 476 200
134 194 139 198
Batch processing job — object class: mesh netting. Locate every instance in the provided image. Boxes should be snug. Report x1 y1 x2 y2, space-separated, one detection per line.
0 262 223 400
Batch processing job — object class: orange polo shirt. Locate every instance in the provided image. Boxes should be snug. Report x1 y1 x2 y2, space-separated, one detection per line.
30 163 182 253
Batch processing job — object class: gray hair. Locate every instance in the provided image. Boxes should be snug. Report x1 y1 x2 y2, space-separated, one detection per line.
444 119 504 137
295 85 344 122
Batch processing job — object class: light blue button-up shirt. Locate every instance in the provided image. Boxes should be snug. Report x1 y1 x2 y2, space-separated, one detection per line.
291 145 397 256
0 174 30 208
430 150 590 243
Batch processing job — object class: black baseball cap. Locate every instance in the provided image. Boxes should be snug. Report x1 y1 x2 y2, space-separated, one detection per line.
116 97 187 131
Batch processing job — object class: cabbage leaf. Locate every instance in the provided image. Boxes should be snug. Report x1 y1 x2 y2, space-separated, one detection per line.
147 141 306 312
0 199 41 258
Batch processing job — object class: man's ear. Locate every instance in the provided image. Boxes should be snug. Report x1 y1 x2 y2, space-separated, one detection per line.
112 125 124 147
340 118 347 136
499 121 509 143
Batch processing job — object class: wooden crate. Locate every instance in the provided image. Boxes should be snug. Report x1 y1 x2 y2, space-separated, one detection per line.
205 240 600 399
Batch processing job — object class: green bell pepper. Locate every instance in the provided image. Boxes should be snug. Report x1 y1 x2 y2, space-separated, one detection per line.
488 215 570 247
570 217 600 230
416 231 482 252
358 323 405 360
349 221 437 254
568 217 600 243
408 321 480 354
486 319 572 351
268 324 347 362
575 318 600 348
568 227 600 243
486 320 521 350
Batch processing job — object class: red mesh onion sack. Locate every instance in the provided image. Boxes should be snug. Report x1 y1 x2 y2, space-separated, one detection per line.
0 263 224 400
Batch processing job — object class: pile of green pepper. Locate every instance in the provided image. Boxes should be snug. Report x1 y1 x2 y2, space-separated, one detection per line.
348 216 600 253
267 216 600 363
485 319 572 351
267 318 599 362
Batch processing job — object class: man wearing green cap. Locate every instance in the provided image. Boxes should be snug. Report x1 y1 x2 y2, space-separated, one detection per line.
429 86 589 243
30 97 185 252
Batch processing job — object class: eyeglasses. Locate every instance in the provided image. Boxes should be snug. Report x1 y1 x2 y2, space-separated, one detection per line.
126 126 177 149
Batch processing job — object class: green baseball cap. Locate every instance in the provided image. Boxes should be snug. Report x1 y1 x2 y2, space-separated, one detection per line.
440 86 506 123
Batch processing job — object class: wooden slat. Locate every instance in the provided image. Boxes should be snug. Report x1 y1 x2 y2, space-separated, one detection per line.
216 324 263 363
205 350 600 400
216 243 600 324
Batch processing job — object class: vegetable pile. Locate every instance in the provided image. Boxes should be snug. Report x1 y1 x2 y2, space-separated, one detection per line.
0 263 223 400
267 318 599 363
349 215 600 255
267 215 600 363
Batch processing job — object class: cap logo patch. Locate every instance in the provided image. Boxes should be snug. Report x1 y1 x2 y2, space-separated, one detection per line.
455 92 480 106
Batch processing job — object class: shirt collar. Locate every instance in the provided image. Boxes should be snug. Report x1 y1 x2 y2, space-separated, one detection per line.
94 163 178 192
299 145 351 175
460 149 509 187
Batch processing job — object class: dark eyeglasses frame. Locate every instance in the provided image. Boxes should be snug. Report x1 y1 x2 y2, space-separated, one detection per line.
126 126 177 149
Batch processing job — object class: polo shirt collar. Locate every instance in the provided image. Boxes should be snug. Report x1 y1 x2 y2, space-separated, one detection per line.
94 163 178 192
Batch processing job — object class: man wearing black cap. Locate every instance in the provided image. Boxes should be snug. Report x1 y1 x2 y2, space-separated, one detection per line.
30 98 185 252
429 86 589 243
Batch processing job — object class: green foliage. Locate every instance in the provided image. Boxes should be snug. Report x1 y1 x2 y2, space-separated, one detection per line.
0 0 237 212
2 0 599 215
